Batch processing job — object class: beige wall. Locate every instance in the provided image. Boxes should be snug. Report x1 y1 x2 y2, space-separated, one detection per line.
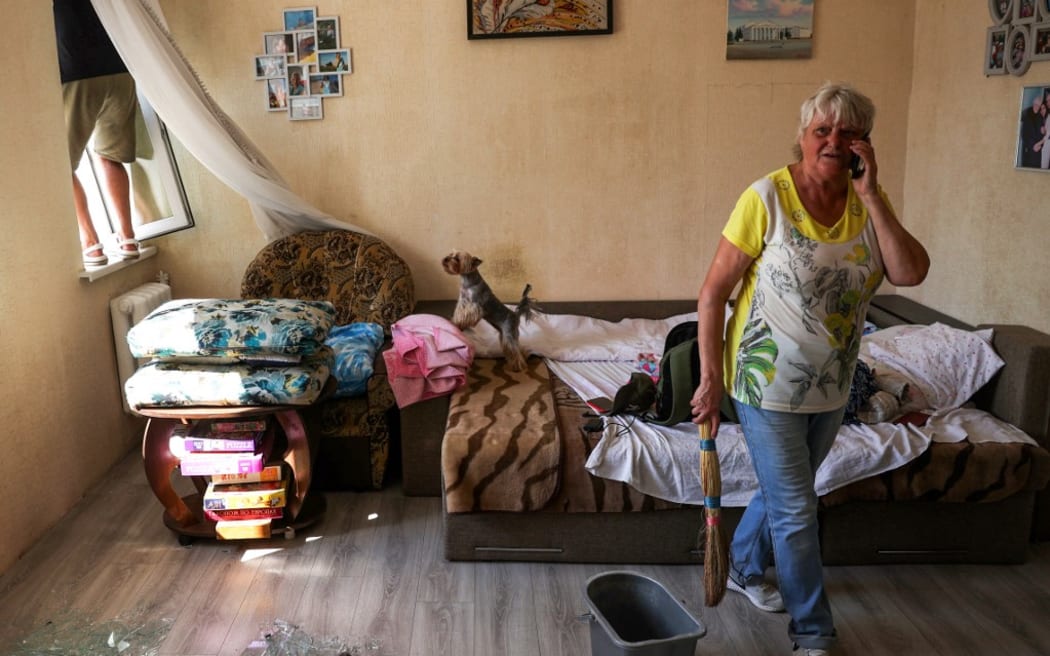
0 2 160 574
0 0 1044 575
904 2 1050 330
157 0 916 305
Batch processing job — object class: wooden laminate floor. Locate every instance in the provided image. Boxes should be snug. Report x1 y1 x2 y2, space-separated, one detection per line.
1 450 1049 656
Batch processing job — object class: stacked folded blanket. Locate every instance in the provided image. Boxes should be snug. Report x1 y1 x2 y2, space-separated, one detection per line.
124 298 337 409
383 314 474 408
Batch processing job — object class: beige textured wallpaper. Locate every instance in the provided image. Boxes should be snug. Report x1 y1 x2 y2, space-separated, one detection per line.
903 2 1050 331
156 1 916 305
0 2 156 574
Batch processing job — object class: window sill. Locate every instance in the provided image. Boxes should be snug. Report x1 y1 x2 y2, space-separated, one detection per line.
78 245 158 282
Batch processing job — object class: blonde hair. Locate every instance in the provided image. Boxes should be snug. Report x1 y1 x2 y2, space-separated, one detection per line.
792 82 876 160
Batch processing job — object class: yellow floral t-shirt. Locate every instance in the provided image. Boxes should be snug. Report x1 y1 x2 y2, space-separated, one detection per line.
722 167 887 413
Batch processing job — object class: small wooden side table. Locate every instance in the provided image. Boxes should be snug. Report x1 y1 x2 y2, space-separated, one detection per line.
139 403 325 544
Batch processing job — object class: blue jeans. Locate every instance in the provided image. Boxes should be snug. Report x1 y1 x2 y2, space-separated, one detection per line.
730 400 842 651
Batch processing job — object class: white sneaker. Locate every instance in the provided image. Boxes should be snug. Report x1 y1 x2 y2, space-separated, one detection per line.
726 576 785 612
793 648 829 656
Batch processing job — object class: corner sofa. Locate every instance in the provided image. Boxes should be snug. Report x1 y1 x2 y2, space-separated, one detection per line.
398 295 1050 565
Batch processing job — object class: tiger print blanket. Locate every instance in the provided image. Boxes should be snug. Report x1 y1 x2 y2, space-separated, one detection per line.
443 358 560 513
820 440 1050 506
442 358 689 514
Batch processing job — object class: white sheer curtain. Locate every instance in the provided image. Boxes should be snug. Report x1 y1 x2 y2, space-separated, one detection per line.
89 0 371 241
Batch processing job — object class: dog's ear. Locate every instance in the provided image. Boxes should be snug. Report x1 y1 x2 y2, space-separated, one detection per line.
471 256 483 268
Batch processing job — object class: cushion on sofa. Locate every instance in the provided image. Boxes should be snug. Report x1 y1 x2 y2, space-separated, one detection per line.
326 322 384 398
860 322 1004 412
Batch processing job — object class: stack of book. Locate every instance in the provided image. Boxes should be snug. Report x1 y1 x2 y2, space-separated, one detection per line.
170 419 288 540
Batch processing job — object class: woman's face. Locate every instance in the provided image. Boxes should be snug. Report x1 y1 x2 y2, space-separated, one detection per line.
798 113 865 178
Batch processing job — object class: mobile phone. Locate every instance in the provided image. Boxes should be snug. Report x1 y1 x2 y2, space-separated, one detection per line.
850 133 871 179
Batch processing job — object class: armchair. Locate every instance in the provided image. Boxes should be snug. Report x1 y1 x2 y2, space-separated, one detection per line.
241 229 414 489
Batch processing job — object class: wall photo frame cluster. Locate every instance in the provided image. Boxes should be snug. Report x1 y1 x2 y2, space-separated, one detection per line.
985 0 1050 75
253 6 351 120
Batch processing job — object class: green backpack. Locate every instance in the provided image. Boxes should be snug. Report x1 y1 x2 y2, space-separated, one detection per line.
606 321 736 426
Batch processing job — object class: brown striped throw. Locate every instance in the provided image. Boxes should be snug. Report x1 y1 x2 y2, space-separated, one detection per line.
443 358 560 513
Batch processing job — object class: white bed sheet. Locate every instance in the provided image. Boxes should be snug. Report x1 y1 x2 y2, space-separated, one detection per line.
464 310 698 361
547 360 932 507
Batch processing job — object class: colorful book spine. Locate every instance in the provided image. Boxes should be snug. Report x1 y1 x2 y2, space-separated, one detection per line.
209 419 268 433
205 506 284 522
179 451 265 476
215 518 272 540
210 465 283 485
179 433 263 452
203 479 287 510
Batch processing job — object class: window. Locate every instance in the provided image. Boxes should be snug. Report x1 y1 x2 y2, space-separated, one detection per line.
75 90 194 257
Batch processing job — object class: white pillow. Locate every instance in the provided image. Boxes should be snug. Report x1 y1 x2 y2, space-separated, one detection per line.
859 322 1004 412
463 310 698 362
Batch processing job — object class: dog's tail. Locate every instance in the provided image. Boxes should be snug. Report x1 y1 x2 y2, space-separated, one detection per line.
516 283 537 322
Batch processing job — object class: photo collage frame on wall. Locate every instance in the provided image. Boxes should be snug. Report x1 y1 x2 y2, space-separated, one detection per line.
985 0 1050 76
253 6 351 120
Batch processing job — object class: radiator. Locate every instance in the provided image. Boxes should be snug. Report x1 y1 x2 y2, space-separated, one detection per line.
110 282 172 412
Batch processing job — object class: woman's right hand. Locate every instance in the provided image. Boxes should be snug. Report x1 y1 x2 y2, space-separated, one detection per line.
690 377 724 436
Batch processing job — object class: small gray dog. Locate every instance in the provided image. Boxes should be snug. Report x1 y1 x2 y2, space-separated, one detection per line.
442 250 535 371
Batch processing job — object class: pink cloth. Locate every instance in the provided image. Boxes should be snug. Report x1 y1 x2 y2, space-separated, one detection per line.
383 314 474 408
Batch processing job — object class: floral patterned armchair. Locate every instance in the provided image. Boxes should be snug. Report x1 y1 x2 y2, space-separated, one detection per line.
241 229 414 489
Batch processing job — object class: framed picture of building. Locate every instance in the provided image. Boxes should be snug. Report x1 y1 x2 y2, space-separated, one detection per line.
726 0 814 60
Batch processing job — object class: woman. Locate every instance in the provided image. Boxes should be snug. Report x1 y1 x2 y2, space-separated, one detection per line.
690 82 929 656
1041 88 1050 170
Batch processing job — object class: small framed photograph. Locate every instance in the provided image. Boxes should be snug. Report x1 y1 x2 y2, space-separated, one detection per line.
1015 0 1039 23
1006 25 1033 75
287 64 309 96
318 49 351 73
254 54 286 79
316 16 340 50
284 6 317 31
468 0 612 39
990 0 1015 24
266 77 289 111
294 30 317 64
309 73 343 97
263 31 295 57
290 96 324 121
986 25 1009 75
1015 85 1050 170
1032 22 1050 60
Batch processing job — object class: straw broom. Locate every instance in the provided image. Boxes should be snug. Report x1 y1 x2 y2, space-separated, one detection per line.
699 420 728 606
